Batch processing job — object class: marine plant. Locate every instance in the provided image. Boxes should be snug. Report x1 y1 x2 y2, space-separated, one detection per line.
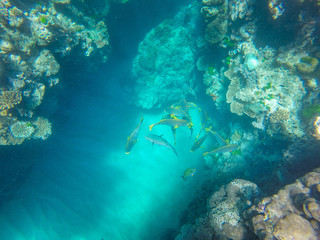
40 16 48 24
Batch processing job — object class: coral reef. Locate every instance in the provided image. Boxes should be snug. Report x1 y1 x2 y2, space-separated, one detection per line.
0 0 110 144
131 3 200 109
175 179 260 240
247 168 320 240
200 0 320 141
176 169 320 240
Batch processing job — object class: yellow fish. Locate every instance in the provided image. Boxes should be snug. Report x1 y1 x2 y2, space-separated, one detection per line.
149 118 192 131
125 117 143 154
182 168 196 181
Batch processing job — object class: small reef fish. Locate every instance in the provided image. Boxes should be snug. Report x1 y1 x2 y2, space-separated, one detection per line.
203 144 238 156
173 99 198 114
191 134 207 152
125 116 143 154
165 106 189 119
206 127 227 146
149 118 192 131
145 133 178 156
182 168 196 181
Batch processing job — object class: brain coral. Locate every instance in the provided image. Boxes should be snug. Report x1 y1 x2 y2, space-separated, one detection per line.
10 121 34 138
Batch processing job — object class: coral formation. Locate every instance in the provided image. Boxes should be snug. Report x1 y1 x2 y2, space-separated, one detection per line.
0 0 110 144
0 90 22 110
132 3 200 109
248 168 320 240
175 179 260 240
9 122 34 138
176 169 320 240
200 0 320 141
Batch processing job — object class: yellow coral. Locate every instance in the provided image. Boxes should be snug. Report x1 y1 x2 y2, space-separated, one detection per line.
0 90 22 110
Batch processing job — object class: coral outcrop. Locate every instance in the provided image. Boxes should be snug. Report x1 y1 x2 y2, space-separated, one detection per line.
247 168 320 240
175 179 260 240
176 169 320 240
132 3 200 109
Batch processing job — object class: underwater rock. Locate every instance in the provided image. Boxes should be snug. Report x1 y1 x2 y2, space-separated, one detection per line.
132 3 200 109
248 168 320 240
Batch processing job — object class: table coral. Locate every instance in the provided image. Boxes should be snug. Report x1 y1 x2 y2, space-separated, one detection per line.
0 90 22 110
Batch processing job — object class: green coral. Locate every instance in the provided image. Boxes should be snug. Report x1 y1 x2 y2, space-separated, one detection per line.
263 82 273 91
302 104 320 119
40 16 48 24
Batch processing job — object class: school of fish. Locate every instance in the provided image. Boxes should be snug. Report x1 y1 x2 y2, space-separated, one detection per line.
125 99 239 181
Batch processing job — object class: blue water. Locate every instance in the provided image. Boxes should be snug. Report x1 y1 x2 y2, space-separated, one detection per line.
0 1 206 239
0 69 205 239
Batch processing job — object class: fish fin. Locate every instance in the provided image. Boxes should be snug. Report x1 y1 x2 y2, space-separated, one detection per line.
140 116 144 124
149 124 155 131
173 125 178 129
125 152 130 154
203 152 208 156
181 176 187 181
172 115 178 119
